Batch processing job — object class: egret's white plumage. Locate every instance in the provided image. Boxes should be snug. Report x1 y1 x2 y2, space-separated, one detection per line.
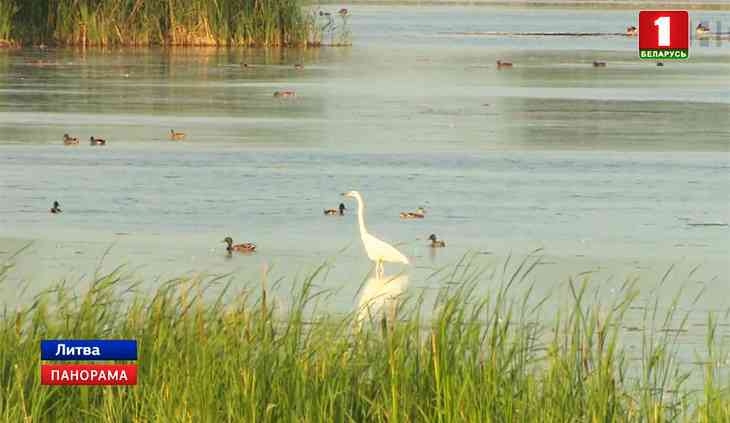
342 191 409 278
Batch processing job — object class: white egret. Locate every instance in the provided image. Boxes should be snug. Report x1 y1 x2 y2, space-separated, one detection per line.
342 191 409 279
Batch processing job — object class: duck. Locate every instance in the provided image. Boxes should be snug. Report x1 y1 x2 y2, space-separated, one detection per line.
89 136 106 146
319 10 331 16
273 90 296 98
592 61 606 67
50 201 62 214
626 26 638 36
241 63 254 69
656 62 664 67
170 129 185 140
428 234 446 248
696 23 711 35
324 203 346 216
400 207 426 219
496 60 513 69
338 8 349 16
223 237 256 253
294 63 304 70
63 134 79 145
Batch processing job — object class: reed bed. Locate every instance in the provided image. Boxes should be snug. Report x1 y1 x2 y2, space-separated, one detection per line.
0 0 349 47
0 254 728 422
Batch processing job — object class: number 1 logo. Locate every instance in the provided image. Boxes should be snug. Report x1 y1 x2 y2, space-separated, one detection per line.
639 11 689 60
654 16 670 46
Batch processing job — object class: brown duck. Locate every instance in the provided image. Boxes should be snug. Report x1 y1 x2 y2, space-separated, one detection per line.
496 60 513 69
428 234 446 248
274 91 296 98
50 201 62 214
63 134 79 145
324 203 346 216
170 129 185 141
400 207 426 219
223 237 256 253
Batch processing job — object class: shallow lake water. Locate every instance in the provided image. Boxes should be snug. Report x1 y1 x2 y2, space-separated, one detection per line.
0 6 728 364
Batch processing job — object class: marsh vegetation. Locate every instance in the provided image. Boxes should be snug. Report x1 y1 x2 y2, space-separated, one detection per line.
0 0 351 47
1 253 728 421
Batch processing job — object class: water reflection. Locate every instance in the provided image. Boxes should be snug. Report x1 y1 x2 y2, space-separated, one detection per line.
356 272 409 326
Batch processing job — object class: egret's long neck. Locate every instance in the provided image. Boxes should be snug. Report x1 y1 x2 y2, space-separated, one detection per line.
355 195 367 237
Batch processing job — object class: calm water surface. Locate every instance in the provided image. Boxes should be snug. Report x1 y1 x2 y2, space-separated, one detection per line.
0 6 728 347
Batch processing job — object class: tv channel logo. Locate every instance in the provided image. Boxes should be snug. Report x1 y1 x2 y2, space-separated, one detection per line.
41 339 138 386
639 11 689 60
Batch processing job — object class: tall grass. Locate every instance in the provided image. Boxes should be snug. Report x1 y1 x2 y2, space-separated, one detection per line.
0 0 17 44
0 0 344 47
0 254 728 421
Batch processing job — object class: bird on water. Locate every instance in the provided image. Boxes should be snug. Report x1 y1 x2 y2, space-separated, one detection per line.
89 136 106 146
50 201 62 214
324 203 346 216
496 60 513 69
63 134 79 145
170 129 185 140
223 237 256 253
428 234 446 248
342 191 409 279
400 207 425 219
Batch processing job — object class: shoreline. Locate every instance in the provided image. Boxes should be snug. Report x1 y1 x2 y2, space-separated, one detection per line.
316 0 730 10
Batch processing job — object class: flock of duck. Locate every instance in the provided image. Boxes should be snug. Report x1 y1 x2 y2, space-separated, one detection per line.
322 201 445 250
48 191 446 266
61 130 185 146
625 23 712 37
496 23 713 70
54 18 713 271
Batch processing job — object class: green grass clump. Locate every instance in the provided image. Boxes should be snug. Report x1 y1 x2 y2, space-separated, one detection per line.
0 0 17 45
0 254 728 422
0 0 345 47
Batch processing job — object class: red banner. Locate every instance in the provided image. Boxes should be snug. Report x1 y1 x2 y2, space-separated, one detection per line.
41 364 137 385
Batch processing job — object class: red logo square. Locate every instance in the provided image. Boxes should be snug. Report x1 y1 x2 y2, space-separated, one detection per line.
638 11 689 60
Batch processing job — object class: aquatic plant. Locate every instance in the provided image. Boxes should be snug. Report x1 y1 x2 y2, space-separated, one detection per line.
0 253 727 421
0 0 17 45
0 0 345 47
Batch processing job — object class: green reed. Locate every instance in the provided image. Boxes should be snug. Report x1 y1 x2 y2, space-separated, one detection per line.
0 0 345 47
0 253 727 422
0 0 17 43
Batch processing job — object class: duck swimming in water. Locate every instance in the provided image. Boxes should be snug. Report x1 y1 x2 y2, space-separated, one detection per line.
170 129 185 140
400 207 426 219
89 136 106 146
696 23 711 35
294 64 304 70
223 237 256 253
592 61 606 67
626 26 638 36
324 203 346 216
50 201 62 214
496 60 513 69
428 234 446 248
63 134 79 145
274 90 296 98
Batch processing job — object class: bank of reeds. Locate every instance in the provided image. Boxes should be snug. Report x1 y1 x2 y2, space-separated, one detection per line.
0 0 349 47
0 253 728 422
